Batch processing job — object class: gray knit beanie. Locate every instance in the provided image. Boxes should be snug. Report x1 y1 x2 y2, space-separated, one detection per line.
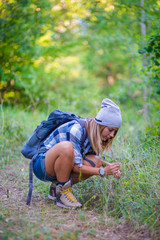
95 98 122 128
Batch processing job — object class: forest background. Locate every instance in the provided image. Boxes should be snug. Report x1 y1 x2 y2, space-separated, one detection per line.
0 0 160 239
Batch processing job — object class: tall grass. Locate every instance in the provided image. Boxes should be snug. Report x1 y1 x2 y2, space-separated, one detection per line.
1 105 159 238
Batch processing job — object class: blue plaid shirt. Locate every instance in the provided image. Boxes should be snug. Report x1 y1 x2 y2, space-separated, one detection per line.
40 120 94 167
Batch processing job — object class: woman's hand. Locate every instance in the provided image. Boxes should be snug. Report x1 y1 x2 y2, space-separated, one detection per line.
104 162 120 176
115 170 121 179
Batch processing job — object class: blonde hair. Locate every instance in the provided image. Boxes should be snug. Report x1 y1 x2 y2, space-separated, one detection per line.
86 118 114 155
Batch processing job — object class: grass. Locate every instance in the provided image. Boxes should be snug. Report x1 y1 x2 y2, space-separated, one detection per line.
0 105 159 240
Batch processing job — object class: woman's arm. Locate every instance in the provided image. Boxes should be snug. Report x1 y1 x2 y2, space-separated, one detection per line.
73 164 100 176
73 161 120 177
71 155 121 184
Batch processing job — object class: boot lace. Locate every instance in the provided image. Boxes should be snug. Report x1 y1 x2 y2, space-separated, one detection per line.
61 187 77 203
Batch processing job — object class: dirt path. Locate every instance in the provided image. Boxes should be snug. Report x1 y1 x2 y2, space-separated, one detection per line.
0 164 150 240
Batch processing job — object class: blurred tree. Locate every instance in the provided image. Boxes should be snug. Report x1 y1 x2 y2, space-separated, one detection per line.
0 0 52 104
0 0 159 110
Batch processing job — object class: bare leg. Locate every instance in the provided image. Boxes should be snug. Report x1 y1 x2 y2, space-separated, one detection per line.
46 141 82 208
45 141 74 182
72 155 103 184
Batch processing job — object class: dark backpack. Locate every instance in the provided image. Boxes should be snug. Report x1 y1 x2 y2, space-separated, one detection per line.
21 110 87 205
21 109 86 159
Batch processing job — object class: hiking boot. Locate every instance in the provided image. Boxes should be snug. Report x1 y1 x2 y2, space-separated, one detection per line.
48 180 57 200
56 180 82 209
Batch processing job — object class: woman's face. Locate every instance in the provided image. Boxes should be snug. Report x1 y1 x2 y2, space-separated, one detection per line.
101 126 118 141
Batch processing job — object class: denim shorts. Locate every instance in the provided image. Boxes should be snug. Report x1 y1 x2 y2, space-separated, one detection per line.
33 154 57 182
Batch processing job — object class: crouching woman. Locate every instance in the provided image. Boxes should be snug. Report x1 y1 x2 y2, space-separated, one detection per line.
33 98 122 209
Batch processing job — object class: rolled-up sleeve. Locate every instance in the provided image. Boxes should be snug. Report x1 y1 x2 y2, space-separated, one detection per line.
70 123 83 167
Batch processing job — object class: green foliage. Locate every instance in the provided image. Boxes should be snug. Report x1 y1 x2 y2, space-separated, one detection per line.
139 32 160 95
0 0 159 109
0 0 49 103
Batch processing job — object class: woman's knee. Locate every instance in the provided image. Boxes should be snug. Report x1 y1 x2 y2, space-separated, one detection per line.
84 155 103 168
59 141 74 159
96 158 103 168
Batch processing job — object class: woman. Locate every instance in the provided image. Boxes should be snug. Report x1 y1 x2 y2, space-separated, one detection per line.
33 98 122 209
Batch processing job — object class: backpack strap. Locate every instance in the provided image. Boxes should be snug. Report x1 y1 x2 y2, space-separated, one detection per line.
26 154 37 205
83 156 96 167
26 159 33 205
75 119 87 155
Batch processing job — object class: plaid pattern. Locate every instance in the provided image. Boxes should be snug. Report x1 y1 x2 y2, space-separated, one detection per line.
40 120 94 167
